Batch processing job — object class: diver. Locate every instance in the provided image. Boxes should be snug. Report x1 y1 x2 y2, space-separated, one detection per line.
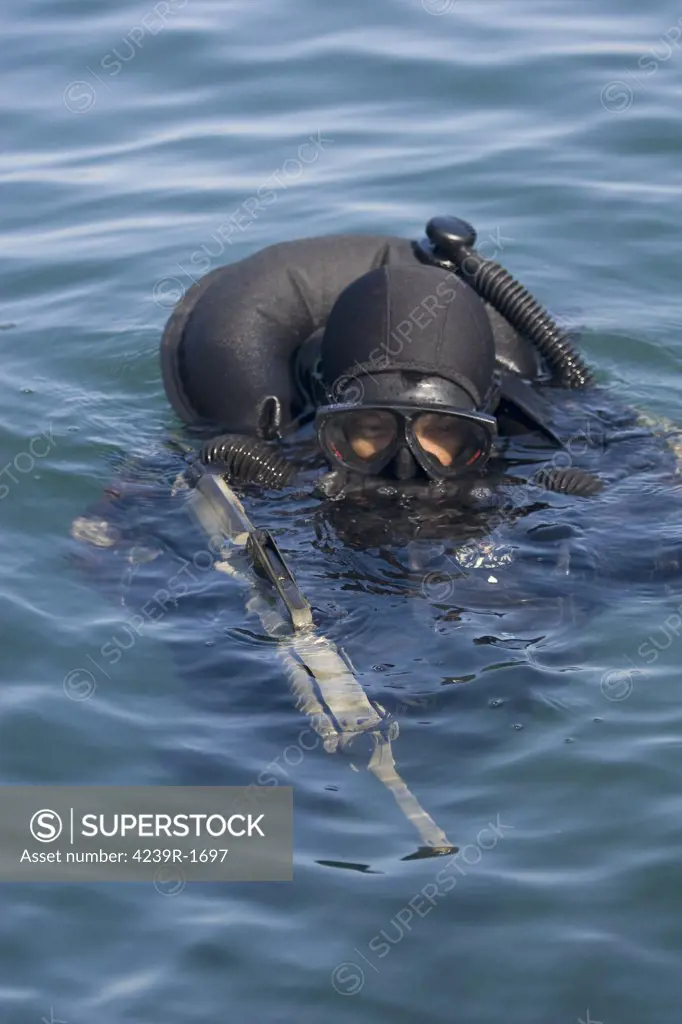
161 216 607 505
67 214 682 856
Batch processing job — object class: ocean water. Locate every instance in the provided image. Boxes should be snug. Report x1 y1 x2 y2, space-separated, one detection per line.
2 0 682 1021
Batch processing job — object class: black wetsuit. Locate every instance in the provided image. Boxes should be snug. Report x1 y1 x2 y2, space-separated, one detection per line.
161 233 543 438
161 231 615 512
71 228 682 596
62 227 682 797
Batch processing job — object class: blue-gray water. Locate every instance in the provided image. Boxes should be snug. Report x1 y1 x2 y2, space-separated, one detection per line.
3 1 682 1021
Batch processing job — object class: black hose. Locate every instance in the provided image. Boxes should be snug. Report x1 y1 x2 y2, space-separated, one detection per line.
420 216 594 390
201 434 297 488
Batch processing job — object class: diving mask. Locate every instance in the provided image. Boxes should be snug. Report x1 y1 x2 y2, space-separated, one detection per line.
316 403 497 481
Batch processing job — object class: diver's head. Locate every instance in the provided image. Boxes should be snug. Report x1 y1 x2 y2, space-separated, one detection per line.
316 264 498 482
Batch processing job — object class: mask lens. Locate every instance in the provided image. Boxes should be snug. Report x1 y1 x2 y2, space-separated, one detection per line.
412 412 490 474
342 409 398 462
318 408 399 473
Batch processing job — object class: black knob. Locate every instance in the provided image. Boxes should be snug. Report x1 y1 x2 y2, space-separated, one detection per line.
426 216 477 256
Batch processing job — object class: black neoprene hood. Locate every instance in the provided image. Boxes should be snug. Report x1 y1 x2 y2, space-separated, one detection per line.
320 264 497 409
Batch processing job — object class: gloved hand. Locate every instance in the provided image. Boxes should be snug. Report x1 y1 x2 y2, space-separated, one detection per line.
532 466 604 497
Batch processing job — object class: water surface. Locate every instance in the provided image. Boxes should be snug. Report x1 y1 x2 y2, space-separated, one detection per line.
2 1 682 1021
